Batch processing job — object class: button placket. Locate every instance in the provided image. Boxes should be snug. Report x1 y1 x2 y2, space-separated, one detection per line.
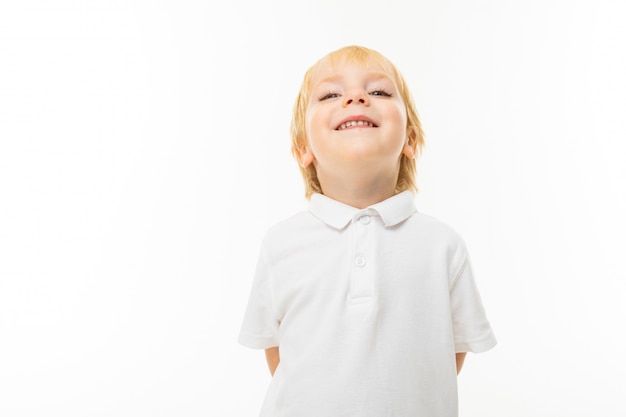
350 211 376 300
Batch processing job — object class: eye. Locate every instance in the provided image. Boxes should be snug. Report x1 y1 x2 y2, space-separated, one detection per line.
369 89 392 97
319 91 340 101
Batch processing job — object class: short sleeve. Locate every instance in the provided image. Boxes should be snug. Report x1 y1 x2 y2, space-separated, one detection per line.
238 249 280 349
450 249 497 353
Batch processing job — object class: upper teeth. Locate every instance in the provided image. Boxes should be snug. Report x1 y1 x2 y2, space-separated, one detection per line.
337 120 374 130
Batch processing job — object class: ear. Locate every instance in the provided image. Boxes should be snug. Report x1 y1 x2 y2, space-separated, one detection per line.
295 146 315 168
401 135 416 160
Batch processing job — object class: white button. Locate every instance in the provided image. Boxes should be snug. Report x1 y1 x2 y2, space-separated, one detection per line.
355 256 366 267
359 215 371 225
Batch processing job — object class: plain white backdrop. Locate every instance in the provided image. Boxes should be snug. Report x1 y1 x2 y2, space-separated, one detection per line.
1 0 625 416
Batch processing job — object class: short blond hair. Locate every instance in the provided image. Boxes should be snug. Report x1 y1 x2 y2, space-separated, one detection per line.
290 45 425 199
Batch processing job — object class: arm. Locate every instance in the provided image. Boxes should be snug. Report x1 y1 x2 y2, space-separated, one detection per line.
456 352 467 375
265 347 280 376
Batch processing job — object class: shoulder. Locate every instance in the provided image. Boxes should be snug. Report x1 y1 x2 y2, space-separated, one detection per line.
258 210 322 260
409 211 466 244
264 210 318 240
405 211 470 267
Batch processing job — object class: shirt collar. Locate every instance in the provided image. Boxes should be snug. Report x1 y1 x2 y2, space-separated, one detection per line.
309 191 417 230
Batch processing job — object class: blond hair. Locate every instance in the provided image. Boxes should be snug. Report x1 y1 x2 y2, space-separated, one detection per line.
290 45 425 199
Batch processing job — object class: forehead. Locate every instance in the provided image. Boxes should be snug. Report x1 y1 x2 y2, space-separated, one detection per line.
308 55 397 88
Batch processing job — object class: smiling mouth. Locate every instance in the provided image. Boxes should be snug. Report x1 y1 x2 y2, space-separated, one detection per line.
336 120 378 130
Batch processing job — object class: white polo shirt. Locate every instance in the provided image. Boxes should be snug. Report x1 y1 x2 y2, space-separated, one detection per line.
239 191 496 417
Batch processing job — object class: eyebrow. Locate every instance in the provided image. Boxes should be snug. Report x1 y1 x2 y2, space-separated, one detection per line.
315 71 394 86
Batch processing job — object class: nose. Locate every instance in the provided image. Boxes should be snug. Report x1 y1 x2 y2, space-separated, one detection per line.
342 90 369 108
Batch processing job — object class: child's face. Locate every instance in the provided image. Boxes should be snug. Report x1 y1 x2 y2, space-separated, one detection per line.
300 58 413 171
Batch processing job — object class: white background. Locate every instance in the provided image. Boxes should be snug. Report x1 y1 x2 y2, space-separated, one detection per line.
1 0 625 416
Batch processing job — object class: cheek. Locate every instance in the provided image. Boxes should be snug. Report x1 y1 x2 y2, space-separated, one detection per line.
385 105 407 135
395 102 408 125
394 106 408 138
305 108 326 141
304 109 315 141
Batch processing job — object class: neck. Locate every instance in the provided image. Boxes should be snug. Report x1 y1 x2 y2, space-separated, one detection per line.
316 164 400 209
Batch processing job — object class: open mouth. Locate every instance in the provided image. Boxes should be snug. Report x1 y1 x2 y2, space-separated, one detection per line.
336 120 377 130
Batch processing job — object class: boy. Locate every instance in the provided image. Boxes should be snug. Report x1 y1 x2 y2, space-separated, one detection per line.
238 45 496 417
